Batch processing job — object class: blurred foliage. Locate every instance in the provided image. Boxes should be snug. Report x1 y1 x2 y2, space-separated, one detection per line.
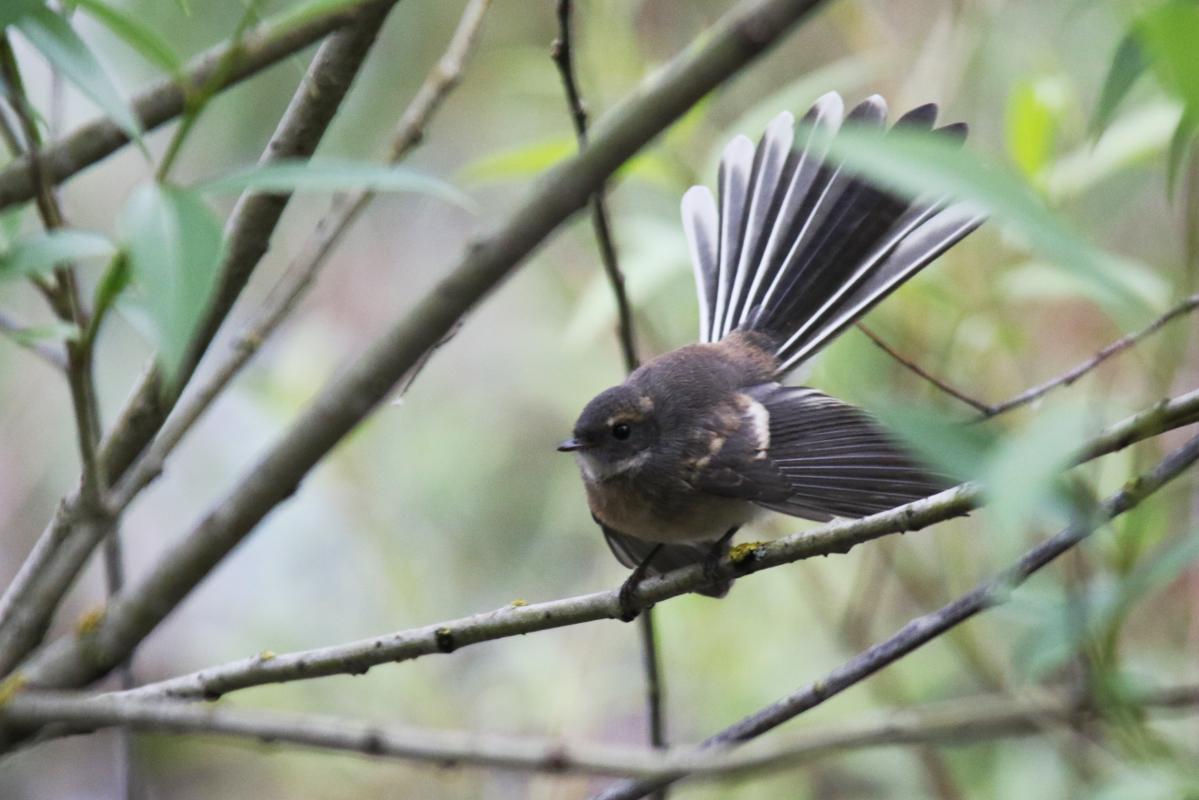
0 0 1197 799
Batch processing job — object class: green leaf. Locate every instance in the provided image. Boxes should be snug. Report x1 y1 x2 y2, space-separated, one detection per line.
1137 1 1199 113
822 125 1156 319
1006 76 1068 182
1166 109 1197 198
981 402 1090 543
0 0 42 28
0 229 115 281
1089 31 1148 137
72 0 184 82
1044 101 1182 202
13 5 143 144
119 184 223 381
872 402 997 484
195 159 477 211
4 320 79 345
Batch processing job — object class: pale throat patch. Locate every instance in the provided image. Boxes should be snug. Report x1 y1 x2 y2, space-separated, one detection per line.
576 449 651 482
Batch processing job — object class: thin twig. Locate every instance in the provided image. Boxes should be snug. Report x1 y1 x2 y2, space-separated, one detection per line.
858 291 1199 420
857 323 993 414
551 0 662 773
100 388 1199 704
552 0 638 373
4 684 1199 780
104 0 492 515
596 429 1199 799
983 292 1199 418
0 313 68 370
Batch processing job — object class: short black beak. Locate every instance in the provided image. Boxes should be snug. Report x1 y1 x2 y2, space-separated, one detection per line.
557 438 585 453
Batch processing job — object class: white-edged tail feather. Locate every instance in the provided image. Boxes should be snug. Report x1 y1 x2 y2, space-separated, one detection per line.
680 92 985 374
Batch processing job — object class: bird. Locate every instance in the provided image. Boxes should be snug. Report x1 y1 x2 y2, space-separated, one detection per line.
557 92 985 620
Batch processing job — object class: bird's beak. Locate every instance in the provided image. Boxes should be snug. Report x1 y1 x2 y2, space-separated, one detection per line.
557 437 585 453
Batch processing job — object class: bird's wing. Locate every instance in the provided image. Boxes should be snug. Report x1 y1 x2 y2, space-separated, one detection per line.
600 522 732 598
687 384 949 521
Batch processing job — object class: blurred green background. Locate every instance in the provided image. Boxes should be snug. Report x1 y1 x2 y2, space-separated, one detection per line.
1 0 1198 797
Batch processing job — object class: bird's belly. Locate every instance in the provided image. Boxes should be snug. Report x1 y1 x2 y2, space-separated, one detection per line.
586 480 758 544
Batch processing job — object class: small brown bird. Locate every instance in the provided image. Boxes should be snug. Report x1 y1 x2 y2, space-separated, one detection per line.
558 93 984 618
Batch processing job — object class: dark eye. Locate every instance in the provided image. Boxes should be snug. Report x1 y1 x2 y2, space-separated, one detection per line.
611 423 632 441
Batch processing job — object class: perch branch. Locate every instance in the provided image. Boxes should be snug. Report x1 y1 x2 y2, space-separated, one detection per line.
106 388 1199 703
596 429 1199 799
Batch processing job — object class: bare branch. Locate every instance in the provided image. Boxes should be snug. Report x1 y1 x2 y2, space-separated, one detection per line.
10 0 833 693
552 0 638 373
598 429 1199 798
859 292 1199 420
551 0 660 769
108 389 1199 703
857 323 993 415
3 683 1198 780
984 292 1199 417
0 0 402 214
105 0 493 516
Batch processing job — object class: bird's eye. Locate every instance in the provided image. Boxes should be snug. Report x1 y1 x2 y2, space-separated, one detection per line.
611 423 632 440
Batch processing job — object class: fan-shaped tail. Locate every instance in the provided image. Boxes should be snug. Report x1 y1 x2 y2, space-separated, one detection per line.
682 92 984 375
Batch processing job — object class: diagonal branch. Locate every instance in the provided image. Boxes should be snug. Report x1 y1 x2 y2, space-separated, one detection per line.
597 428 1199 799
983 291 1199 417
861 292 1199 420
104 0 493 516
3 684 1199 779
857 323 993 415
9 0 833 694
0 3 400 680
102 388 1199 703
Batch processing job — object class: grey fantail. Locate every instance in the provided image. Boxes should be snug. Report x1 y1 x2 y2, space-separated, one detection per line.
557 93 984 619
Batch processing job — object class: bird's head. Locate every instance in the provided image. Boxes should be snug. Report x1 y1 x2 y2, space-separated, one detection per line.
558 384 659 481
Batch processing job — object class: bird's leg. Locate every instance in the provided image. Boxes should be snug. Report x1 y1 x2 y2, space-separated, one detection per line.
617 544 663 622
701 526 739 589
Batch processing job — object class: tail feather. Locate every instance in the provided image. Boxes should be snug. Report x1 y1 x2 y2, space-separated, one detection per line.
682 92 985 375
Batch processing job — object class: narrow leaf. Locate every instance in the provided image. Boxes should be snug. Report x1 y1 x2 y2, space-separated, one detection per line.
1138 1 1199 113
0 229 115 281
196 159 476 211
823 126 1156 319
1089 31 1148 137
1166 110 1197 198
119 184 223 381
1006 76 1067 182
0 0 42 29
14 5 142 143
